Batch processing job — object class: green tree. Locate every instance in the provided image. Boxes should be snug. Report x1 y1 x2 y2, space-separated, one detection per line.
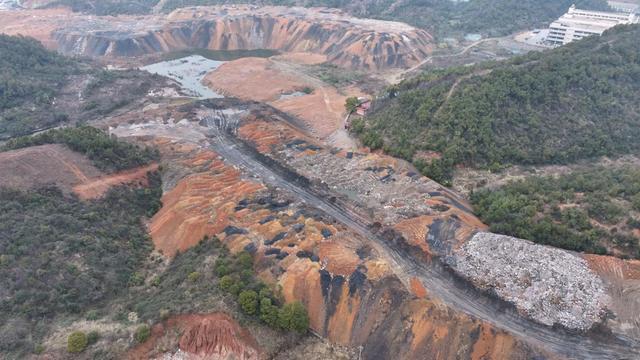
215 264 229 277
134 325 151 344
187 271 201 282
345 97 359 113
259 298 279 327
87 331 99 345
67 331 88 353
219 275 235 292
236 251 254 270
278 301 309 334
632 194 640 211
238 290 258 315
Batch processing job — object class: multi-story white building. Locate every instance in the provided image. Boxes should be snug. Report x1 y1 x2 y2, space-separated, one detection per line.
546 5 639 46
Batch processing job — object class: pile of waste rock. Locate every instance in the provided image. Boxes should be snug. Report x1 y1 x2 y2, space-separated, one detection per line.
453 232 610 330
281 148 439 224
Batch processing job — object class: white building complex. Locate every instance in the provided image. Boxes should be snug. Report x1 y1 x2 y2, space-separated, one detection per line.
546 4 639 46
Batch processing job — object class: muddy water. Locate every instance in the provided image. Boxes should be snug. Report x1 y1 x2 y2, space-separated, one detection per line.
0 0 19 10
141 55 223 99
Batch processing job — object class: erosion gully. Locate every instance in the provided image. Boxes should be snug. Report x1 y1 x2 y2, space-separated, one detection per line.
203 111 639 359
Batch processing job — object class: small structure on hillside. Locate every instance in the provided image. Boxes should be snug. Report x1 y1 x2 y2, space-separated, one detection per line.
356 97 371 116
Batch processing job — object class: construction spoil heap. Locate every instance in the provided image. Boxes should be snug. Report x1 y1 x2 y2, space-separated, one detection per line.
454 232 610 330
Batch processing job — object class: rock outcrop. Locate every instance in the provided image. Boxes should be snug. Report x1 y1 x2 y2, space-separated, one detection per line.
25 5 434 70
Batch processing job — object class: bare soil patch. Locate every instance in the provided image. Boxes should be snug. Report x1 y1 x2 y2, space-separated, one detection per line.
205 57 363 144
73 163 159 200
0 144 103 192
203 57 307 102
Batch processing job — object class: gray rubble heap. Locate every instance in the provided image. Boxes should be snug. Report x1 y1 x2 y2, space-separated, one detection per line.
281 149 439 224
454 232 610 330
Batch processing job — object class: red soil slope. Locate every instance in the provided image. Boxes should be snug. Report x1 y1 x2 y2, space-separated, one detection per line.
73 163 159 200
128 313 260 360
147 140 264 256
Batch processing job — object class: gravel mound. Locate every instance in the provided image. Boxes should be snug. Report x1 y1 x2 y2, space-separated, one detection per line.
454 232 610 330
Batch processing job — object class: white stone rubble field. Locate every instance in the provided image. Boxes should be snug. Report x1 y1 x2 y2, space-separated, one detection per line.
454 232 610 330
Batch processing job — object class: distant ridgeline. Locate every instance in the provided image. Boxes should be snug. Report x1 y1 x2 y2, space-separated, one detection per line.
38 0 610 38
356 24 640 183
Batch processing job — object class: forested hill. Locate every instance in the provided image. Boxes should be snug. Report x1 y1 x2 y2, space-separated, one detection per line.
0 35 80 110
355 25 640 183
0 34 82 137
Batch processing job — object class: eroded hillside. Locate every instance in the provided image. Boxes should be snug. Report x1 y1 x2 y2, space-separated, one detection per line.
102 96 640 359
0 5 434 70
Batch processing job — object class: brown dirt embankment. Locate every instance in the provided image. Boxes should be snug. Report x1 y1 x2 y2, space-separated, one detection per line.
73 163 159 200
584 254 640 339
128 313 260 360
147 140 264 257
204 58 307 103
0 8 72 49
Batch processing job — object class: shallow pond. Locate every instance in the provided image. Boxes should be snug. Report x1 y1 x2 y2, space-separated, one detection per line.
142 55 223 99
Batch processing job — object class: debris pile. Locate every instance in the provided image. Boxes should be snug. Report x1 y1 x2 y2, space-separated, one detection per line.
454 232 610 330
281 148 441 224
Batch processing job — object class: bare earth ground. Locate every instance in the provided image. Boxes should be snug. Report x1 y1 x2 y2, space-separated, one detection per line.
73 163 159 200
0 144 103 192
204 57 362 150
0 143 161 199
0 7 72 48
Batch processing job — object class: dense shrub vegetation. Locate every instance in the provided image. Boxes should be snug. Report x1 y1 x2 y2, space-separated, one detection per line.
0 174 162 353
0 35 78 111
214 246 310 333
123 236 309 334
2 126 160 172
134 325 151 343
1 35 162 140
67 331 88 353
0 35 80 138
43 0 160 15
471 166 640 259
0 126 162 357
358 25 640 183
